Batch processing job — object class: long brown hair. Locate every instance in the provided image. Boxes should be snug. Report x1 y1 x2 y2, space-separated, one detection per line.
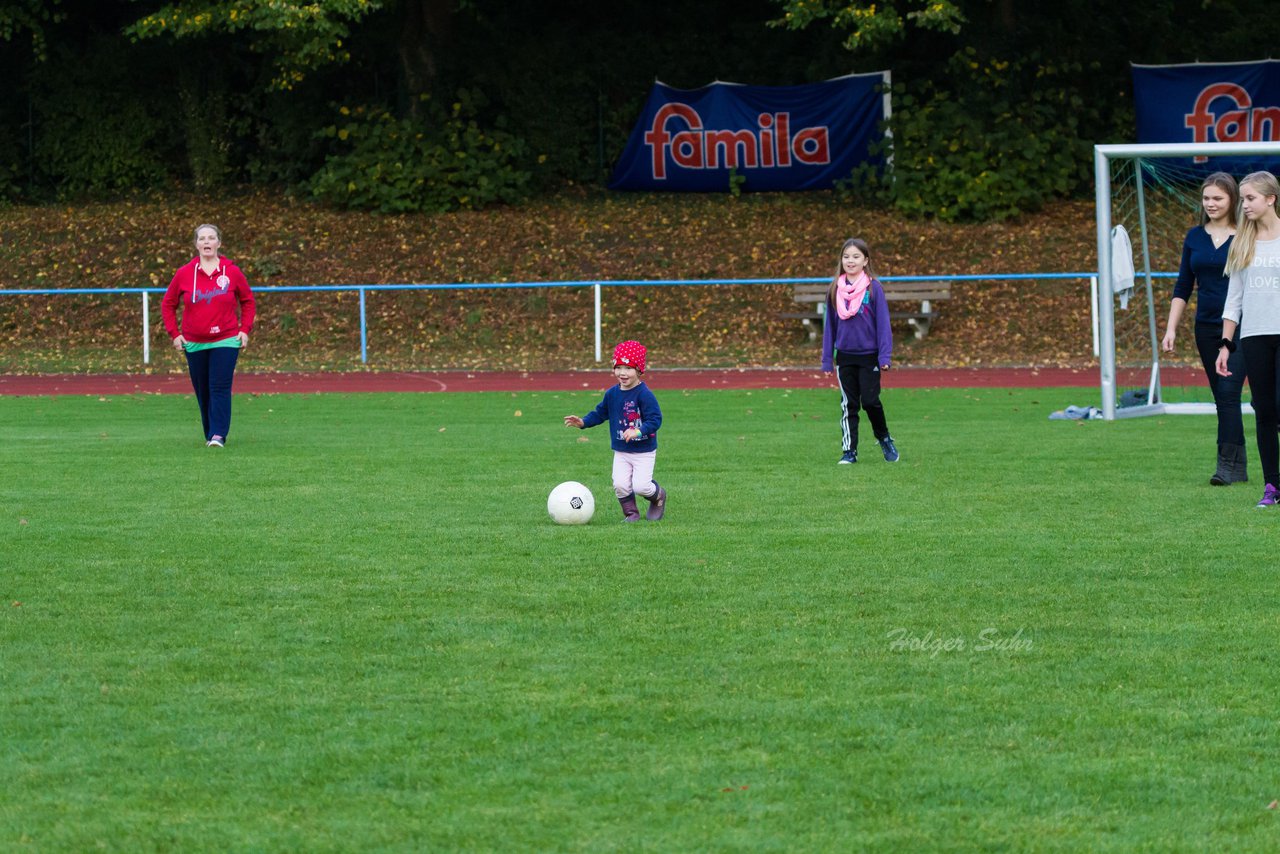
1199 172 1238 228
827 238 876 305
1226 171 1280 274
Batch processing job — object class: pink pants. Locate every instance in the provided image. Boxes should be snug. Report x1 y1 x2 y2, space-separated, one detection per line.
612 450 657 499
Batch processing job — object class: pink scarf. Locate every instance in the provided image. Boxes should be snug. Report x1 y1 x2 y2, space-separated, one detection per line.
834 272 870 320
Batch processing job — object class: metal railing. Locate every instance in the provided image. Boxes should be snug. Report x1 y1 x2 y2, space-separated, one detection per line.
0 273 1105 365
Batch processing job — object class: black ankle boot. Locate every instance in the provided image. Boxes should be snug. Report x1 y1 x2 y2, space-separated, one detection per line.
1226 443 1248 484
1211 443 1248 485
1211 444 1231 485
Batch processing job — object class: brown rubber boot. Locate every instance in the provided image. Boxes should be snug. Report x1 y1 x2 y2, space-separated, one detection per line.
618 493 641 522
644 483 667 521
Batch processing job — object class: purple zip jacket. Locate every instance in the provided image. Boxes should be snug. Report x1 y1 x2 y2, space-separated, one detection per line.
821 278 893 371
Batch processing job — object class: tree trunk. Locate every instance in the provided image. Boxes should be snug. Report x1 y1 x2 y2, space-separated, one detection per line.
996 0 1016 32
178 63 231 189
398 0 454 114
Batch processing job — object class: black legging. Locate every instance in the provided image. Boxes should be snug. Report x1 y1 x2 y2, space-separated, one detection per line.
1241 334 1280 487
1194 321 1245 446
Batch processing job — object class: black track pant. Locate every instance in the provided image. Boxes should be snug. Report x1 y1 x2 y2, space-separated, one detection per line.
836 359 889 452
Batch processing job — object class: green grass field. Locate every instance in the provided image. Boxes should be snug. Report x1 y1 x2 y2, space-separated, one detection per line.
3 386 1278 851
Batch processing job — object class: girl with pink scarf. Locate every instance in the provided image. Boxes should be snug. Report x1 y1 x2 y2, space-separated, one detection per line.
820 237 898 465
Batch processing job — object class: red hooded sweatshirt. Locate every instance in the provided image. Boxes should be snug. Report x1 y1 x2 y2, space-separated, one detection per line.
162 257 256 343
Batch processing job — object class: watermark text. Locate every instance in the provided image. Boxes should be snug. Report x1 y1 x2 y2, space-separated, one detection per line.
886 627 1033 657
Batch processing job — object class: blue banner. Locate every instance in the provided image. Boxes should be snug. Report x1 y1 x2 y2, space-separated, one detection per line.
609 73 889 192
1133 60 1280 149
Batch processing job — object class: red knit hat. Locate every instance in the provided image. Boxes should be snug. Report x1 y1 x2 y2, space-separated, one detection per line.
613 340 647 373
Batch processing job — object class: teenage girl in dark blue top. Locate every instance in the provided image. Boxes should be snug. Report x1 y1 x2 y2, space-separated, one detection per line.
1161 171 1247 485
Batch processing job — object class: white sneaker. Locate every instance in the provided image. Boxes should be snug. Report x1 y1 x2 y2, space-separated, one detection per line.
207 436 225 448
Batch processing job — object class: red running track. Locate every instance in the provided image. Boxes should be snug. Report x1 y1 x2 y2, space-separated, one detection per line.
0 366 1205 395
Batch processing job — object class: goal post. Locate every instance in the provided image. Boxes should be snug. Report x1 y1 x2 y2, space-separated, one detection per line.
1095 141 1280 420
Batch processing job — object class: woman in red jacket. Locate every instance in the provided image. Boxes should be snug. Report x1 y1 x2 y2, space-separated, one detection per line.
161 224 255 447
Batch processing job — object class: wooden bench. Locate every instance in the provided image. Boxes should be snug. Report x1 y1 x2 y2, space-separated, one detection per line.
782 279 953 341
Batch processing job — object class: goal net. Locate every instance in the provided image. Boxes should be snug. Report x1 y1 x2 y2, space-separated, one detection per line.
1095 141 1280 419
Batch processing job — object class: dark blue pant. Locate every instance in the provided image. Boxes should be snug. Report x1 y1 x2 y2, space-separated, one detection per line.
184 346 239 442
1194 321 1245 446
1242 335 1280 487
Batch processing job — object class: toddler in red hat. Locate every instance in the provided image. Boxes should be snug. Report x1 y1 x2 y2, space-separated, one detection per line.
563 340 667 521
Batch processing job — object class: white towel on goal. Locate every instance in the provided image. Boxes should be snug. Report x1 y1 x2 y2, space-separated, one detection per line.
1111 225 1136 310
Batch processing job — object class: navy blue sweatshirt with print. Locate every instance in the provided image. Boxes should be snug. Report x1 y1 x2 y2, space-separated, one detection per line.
580 382 662 452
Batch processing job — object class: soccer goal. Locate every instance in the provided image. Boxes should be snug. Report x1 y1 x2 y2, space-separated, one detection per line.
1095 141 1280 420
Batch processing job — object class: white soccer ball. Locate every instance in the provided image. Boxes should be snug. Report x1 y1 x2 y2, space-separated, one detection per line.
548 481 595 525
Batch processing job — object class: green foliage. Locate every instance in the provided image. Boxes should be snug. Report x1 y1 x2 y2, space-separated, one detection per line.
841 50 1097 221
0 0 63 60
28 42 169 196
178 68 234 190
771 0 964 50
5 0 1279 205
727 167 746 198
125 0 382 91
308 91 532 213
240 87 334 186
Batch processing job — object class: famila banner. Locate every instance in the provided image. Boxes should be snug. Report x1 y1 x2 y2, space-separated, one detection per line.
609 72 890 192
1132 61 1280 164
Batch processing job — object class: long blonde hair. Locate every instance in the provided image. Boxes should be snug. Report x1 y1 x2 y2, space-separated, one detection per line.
1226 171 1280 274
827 238 876 305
